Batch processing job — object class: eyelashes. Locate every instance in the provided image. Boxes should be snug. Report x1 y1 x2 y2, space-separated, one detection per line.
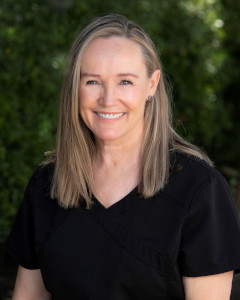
86 80 99 85
121 80 132 85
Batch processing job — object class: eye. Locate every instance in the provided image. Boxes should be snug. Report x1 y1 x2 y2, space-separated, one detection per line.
121 80 132 85
86 80 99 85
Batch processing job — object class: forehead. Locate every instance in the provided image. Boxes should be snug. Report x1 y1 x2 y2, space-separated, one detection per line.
80 37 147 74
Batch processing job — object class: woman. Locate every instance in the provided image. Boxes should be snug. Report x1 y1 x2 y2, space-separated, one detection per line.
7 14 240 299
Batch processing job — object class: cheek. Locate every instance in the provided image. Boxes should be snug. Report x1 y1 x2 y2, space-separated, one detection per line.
79 88 98 116
123 88 147 110
79 87 101 108
78 88 89 120
120 85 146 100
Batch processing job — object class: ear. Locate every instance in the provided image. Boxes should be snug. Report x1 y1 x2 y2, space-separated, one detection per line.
148 69 161 96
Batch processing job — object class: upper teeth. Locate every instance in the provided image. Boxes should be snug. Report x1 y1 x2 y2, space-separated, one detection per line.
97 113 124 119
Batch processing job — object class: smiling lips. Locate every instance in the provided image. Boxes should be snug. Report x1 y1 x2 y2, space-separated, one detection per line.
96 112 125 119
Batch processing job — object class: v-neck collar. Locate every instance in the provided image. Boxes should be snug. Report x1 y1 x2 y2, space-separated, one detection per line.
87 187 168 273
92 186 139 217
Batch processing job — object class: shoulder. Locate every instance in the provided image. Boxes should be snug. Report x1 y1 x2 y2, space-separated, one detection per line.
163 151 229 211
26 162 55 204
29 162 54 185
170 150 216 178
169 150 222 184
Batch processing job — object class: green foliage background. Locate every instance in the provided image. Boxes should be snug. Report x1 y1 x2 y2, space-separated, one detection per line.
1 0 240 242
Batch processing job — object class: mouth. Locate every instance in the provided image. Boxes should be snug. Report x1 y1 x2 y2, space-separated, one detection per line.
95 112 125 119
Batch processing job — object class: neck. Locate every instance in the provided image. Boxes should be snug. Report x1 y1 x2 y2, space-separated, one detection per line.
94 132 143 169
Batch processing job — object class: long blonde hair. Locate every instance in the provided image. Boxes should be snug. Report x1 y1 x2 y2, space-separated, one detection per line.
44 14 213 209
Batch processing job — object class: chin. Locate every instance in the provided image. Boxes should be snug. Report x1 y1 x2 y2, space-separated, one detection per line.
94 131 123 142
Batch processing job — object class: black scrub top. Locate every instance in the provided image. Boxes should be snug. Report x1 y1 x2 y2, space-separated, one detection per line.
6 152 240 299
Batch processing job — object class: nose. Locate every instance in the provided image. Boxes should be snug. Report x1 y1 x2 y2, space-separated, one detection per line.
98 83 117 107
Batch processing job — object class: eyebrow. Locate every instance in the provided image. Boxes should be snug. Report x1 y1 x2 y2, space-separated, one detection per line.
81 73 100 78
117 73 139 78
81 72 139 78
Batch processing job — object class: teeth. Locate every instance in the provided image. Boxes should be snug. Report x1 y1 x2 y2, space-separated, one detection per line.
97 112 124 119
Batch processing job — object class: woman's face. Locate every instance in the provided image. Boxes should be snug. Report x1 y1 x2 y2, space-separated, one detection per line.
79 36 160 144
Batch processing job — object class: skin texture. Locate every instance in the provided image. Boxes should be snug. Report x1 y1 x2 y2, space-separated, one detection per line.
182 271 233 300
79 37 160 144
12 266 52 299
12 37 234 299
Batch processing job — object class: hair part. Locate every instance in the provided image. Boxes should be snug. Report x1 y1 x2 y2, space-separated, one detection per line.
43 14 213 209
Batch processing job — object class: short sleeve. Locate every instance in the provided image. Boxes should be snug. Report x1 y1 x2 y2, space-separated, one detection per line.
6 175 40 270
178 170 240 277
